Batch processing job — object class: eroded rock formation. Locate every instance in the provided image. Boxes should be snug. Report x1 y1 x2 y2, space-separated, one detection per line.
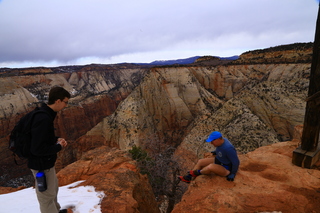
75 66 223 159
0 43 318 212
57 146 160 213
78 63 309 161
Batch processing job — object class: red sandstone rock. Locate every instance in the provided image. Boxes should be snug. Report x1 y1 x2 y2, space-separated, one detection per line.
57 146 160 213
0 186 25 194
172 140 320 213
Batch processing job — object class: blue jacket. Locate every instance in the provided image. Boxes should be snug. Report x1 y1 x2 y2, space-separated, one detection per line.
215 138 239 175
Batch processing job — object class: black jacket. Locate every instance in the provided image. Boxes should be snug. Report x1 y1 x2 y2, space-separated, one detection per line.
27 103 62 170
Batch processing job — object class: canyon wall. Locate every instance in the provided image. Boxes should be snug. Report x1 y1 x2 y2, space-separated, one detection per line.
0 43 318 212
1 60 310 183
77 63 309 163
0 64 148 183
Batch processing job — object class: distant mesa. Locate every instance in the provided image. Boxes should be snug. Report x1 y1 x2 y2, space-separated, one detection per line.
135 55 239 66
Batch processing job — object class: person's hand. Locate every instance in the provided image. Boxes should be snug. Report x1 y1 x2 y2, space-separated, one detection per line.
57 138 67 148
226 173 235 181
211 150 216 156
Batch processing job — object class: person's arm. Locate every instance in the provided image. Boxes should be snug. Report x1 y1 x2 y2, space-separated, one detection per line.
226 147 240 181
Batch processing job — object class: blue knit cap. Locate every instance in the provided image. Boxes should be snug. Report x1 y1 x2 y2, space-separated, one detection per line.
206 131 222 142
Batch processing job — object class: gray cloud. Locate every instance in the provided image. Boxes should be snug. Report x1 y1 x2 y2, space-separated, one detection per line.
0 0 318 68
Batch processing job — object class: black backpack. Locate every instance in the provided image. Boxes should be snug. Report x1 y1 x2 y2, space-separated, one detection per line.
9 107 48 164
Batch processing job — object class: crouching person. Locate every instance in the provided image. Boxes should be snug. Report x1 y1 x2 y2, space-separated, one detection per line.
179 131 240 183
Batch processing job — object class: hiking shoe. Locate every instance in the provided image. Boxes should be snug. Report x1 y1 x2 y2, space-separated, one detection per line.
188 170 200 177
59 209 68 213
178 175 192 183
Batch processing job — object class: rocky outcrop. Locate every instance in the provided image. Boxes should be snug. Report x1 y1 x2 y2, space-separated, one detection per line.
0 146 161 213
173 98 280 171
172 126 320 213
234 42 313 64
193 56 233 66
0 185 25 194
56 146 160 213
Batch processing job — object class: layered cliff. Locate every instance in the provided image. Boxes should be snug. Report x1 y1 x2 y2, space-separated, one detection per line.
75 66 223 158
78 63 309 160
234 42 313 64
0 64 148 184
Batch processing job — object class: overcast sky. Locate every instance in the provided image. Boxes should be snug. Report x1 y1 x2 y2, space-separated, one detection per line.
0 0 319 68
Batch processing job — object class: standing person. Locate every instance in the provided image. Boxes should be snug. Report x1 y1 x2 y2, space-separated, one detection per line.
179 131 240 183
28 86 71 213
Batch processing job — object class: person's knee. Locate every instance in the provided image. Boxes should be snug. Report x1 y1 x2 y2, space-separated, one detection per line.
196 159 204 164
206 163 216 171
37 190 56 200
198 158 210 166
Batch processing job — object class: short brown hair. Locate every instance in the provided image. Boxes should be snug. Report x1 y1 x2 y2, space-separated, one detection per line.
48 87 71 105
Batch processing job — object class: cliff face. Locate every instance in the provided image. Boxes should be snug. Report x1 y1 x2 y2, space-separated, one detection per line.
78 63 309 161
0 64 148 182
75 66 223 158
0 65 147 139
